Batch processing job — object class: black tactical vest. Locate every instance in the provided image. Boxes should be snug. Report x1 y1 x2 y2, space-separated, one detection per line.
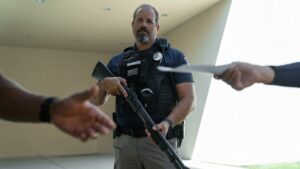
116 39 178 116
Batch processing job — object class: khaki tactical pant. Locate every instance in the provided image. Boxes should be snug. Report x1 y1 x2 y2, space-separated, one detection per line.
114 134 179 169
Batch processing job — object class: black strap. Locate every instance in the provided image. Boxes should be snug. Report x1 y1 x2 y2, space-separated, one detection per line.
119 128 177 140
121 128 147 138
39 97 57 123
157 38 169 55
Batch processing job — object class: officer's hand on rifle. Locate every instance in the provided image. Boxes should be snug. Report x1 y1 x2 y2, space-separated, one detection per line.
99 77 128 97
145 120 170 144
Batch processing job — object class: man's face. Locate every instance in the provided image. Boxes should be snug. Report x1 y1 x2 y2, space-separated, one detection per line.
132 7 159 45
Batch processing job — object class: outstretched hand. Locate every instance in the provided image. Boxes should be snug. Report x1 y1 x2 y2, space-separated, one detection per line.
213 62 274 91
50 85 116 141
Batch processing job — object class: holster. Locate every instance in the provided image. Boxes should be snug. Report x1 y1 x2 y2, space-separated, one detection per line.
112 112 121 139
168 121 185 147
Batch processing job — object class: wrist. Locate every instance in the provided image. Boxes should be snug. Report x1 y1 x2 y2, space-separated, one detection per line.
164 118 175 128
260 66 275 84
39 97 58 123
99 79 108 94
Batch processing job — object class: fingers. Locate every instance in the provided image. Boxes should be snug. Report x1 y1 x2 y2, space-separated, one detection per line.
75 123 112 142
117 77 128 97
152 125 161 132
92 122 112 135
77 130 96 142
87 128 98 139
84 107 116 134
145 123 168 145
145 129 156 144
95 109 116 129
77 128 98 141
145 129 151 137
153 122 168 135
227 68 239 83
103 77 128 97
214 62 257 91
79 132 88 142
215 66 244 90
119 77 127 86
74 122 114 142
220 67 235 81
213 74 221 79
120 87 128 97
223 68 246 90
72 109 115 141
234 71 245 91
214 63 235 80
117 83 128 97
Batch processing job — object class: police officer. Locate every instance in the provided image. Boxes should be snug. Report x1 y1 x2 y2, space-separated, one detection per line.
93 4 196 169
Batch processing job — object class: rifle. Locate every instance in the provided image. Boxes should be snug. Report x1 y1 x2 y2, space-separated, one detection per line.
92 61 189 169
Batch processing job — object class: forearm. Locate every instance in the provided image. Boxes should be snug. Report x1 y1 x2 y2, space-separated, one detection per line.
256 65 275 84
90 88 109 105
166 96 195 125
165 83 196 125
269 62 300 87
0 74 44 122
90 80 110 105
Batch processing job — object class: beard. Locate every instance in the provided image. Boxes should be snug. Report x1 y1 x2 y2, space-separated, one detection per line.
136 27 150 44
137 33 150 44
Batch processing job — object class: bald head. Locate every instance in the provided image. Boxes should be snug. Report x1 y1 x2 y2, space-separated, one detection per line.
133 4 159 24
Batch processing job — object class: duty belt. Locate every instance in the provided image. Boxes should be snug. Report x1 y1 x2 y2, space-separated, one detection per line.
120 128 176 140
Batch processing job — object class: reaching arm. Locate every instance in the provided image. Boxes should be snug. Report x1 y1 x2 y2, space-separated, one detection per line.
214 62 300 90
271 62 300 87
0 73 115 141
213 62 275 91
0 73 43 122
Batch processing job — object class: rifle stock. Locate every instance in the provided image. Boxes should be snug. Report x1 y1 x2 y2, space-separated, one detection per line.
92 61 189 169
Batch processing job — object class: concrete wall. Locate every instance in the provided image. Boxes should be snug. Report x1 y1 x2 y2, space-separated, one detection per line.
0 46 115 158
164 0 231 159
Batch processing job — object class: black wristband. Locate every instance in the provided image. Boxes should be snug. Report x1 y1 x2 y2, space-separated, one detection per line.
39 97 57 123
